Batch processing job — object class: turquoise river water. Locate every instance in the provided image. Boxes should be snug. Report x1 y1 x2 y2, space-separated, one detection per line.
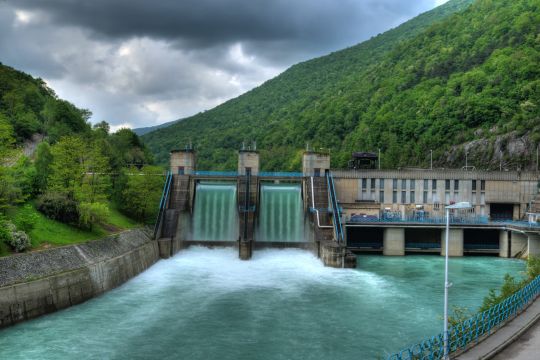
0 248 525 360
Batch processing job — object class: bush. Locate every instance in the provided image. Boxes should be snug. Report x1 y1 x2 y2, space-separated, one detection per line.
36 192 79 224
0 220 31 252
78 202 110 230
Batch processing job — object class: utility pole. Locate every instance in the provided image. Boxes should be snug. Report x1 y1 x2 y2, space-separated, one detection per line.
430 150 433 170
465 151 468 169
378 148 381 170
536 145 539 172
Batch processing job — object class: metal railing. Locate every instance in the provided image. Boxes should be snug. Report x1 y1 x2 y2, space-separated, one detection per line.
259 171 304 177
387 275 540 360
193 170 238 177
153 171 172 239
347 214 540 229
327 172 345 243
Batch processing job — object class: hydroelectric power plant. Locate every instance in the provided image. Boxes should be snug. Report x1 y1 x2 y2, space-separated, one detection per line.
154 147 540 267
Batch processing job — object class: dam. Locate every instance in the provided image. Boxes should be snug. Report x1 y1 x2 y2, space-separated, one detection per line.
154 148 540 267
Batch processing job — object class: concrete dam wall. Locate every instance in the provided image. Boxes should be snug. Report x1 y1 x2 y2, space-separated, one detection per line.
0 229 159 329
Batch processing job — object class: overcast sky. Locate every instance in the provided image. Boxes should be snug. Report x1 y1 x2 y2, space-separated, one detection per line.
0 0 448 131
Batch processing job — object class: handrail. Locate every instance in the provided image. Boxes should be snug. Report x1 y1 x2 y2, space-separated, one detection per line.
259 171 303 177
326 172 344 243
194 170 238 177
387 275 540 359
153 171 172 239
331 173 345 243
310 176 333 229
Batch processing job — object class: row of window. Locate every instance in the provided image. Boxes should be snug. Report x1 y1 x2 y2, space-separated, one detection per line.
361 178 486 191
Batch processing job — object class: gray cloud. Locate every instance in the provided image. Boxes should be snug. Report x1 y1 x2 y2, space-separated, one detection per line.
0 0 443 129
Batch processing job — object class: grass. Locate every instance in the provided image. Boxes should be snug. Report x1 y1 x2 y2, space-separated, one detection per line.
2 202 141 255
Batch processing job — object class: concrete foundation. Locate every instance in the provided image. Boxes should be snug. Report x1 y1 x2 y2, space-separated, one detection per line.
319 241 356 268
528 233 540 257
383 228 405 256
510 232 528 258
499 230 509 258
239 240 252 260
441 228 464 257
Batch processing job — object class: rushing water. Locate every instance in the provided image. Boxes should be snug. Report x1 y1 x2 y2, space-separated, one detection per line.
258 183 304 242
0 249 525 360
192 182 238 241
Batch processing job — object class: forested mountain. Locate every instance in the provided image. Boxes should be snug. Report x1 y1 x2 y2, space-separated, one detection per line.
142 0 540 171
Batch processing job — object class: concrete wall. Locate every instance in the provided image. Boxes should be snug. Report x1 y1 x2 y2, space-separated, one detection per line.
383 228 405 256
170 150 196 175
499 230 509 258
0 229 159 328
238 150 259 176
510 232 528 258
303 152 330 177
441 228 464 257
528 233 540 257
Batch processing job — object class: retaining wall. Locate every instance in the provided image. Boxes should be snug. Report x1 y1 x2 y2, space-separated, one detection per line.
0 229 159 328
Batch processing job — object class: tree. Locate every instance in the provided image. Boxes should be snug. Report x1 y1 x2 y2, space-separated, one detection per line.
34 142 53 194
120 166 165 222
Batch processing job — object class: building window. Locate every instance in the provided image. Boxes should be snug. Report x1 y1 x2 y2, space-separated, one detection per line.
445 192 450 204
410 191 415 203
432 191 437 203
481 192 485 205
401 191 406 204
178 166 185 175
472 180 477 191
314 168 320 177
393 191 397 203
472 192 477 205
393 179 397 190
481 180 485 191
424 179 428 190
245 167 251 175
432 179 437 190
362 178 367 189
423 191 428 204
379 191 384 203
454 180 459 190
445 180 450 190
379 178 385 188
453 192 459 202
401 179 407 189
410 179 415 190
371 178 376 190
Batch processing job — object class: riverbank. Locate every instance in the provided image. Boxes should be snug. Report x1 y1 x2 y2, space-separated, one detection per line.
0 229 159 328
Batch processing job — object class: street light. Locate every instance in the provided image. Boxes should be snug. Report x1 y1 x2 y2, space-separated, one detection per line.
443 201 472 359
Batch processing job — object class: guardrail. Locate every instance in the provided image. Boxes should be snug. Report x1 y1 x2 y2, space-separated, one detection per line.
258 171 304 177
347 216 540 229
387 275 540 360
193 170 238 177
153 171 172 239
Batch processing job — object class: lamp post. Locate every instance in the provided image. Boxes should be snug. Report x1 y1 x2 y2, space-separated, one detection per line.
443 201 472 359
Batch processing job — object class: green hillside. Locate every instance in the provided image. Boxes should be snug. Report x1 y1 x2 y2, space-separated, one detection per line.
142 0 540 171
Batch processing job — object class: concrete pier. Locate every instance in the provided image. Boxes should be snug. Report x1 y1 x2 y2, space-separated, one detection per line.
500 230 509 258
441 228 464 257
383 228 405 256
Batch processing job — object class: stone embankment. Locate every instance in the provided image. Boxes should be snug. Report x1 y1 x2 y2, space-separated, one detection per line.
0 229 159 328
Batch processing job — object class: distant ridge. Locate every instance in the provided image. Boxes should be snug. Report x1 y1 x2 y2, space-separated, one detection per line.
133 118 183 136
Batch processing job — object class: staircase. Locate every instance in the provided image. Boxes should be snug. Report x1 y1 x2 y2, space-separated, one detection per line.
306 177 333 242
158 175 191 239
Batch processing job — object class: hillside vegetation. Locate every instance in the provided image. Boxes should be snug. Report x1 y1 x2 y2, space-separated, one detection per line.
0 63 164 255
142 0 539 171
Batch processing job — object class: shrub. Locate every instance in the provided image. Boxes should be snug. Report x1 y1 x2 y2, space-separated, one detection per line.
78 202 110 230
0 220 31 252
36 192 79 224
9 230 31 252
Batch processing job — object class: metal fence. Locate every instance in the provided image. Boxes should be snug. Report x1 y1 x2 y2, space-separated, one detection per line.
347 215 540 229
387 275 540 360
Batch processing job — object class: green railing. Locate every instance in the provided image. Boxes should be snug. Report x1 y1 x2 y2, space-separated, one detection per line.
387 275 540 359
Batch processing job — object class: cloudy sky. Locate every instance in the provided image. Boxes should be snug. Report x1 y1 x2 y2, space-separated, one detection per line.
0 0 448 131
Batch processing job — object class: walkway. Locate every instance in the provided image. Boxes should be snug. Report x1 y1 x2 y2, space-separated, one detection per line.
456 298 540 360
